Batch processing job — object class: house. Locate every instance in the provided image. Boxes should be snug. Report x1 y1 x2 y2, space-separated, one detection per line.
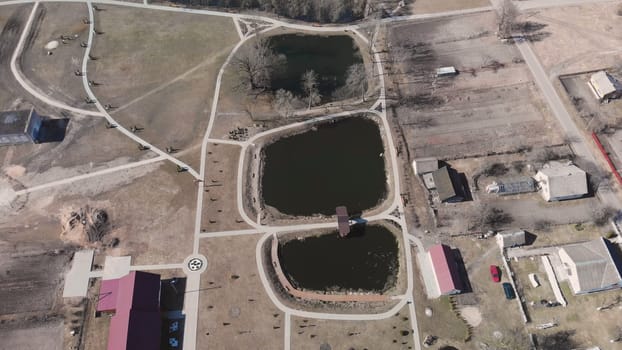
412 157 438 175
534 162 588 202
588 71 621 101
0 108 42 145
496 229 526 249
97 271 162 350
558 237 622 294
428 244 463 295
431 166 466 203
486 177 535 196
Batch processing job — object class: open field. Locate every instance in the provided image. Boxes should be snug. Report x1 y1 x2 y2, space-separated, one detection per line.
408 0 489 15
20 3 95 109
0 240 71 316
526 2 622 75
388 12 563 160
200 143 251 232
0 322 63 350
197 235 285 349
290 305 415 350
88 5 239 150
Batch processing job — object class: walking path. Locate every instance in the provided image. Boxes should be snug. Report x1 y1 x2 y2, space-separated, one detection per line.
14 155 164 195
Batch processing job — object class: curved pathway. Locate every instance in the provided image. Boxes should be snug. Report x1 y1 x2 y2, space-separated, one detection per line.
10 2 103 117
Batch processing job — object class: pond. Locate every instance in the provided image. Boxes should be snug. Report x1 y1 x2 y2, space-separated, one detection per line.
269 34 363 99
260 116 387 216
278 224 399 292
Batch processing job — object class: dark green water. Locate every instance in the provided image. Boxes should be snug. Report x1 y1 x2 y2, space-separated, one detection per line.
278 224 399 292
269 34 362 98
261 117 387 216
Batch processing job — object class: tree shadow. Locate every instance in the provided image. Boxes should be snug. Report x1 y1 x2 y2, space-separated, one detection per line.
523 31 552 42
516 21 548 33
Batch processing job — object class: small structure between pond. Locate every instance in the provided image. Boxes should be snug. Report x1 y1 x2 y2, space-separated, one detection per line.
336 206 350 237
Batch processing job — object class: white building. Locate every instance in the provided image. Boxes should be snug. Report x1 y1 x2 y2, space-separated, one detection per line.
558 237 622 295
534 162 588 202
588 71 621 101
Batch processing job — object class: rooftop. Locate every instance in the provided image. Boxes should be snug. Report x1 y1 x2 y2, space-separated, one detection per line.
0 110 31 135
560 238 622 293
428 244 462 295
432 166 464 202
536 162 587 199
589 71 621 98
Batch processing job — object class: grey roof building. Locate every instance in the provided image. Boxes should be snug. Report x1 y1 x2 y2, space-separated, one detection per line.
558 237 622 295
496 230 526 249
432 166 465 203
0 108 42 146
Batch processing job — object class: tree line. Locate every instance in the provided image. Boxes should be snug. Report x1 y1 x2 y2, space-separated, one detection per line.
233 37 369 117
170 0 367 23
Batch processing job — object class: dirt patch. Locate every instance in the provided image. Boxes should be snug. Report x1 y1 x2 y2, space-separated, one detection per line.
459 306 482 327
408 0 489 15
0 322 63 350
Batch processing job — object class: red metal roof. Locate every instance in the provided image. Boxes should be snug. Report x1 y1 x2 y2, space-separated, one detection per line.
98 271 162 350
429 244 463 295
97 279 119 312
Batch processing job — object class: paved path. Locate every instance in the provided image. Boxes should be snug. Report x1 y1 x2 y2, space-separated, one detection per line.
9 2 103 117
515 39 621 210
14 155 164 195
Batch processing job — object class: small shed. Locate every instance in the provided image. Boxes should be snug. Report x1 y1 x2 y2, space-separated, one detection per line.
412 157 439 175
534 162 588 202
428 244 463 296
497 229 526 249
432 166 466 203
588 71 621 101
436 66 457 77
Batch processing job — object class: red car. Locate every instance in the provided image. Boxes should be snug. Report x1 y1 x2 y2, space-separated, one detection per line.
490 265 501 282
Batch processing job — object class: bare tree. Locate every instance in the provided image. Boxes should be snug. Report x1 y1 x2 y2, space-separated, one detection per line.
272 89 295 118
343 63 368 101
498 0 519 39
301 70 321 109
233 36 283 92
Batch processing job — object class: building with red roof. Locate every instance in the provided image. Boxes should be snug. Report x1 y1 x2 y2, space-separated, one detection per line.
97 271 162 350
428 244 463 295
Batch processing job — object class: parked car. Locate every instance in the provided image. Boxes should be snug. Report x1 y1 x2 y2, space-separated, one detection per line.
502 282 516 299
490 265 501 282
